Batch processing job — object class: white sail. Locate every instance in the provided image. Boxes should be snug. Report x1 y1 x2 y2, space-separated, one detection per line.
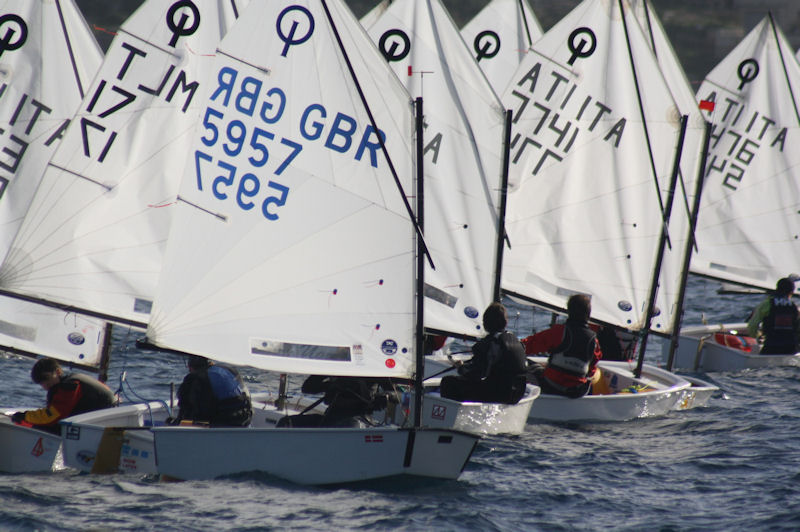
630 0 706 334
0 0 102 260
147 0 418 378
0 0 247 326
0 0 107 366
366 0 506 338
692 15 800 291
500 0 684 332
360 0 392 29
460 0 543 96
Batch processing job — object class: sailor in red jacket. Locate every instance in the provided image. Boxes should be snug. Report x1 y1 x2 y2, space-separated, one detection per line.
523 294 602 398
11 358 117 434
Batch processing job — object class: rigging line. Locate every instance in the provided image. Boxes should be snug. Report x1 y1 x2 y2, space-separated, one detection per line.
666 120 712 371
320 0 435 271
641 0 657 59
493 110 513 303
768 12 800 127
230 0 240 19
633 114 687 378
55 0 87 99
618 0 671 247
517 0 533 47
176 195 227 221
48 164 113 191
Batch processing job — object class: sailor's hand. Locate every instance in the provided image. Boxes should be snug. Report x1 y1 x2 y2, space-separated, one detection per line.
10 412 25 424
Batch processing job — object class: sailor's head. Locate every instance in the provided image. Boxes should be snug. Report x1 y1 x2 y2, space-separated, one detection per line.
31 358 63 389
483 302 508 333
567 294 592 321
776 277 795 297
187 355 210 372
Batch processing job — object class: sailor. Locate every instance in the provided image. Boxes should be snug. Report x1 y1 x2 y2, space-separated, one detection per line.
747 277 800 355
171 355 252 427
277 375 398 428
523 294 603 398
10 358 117 434
439 302 528 404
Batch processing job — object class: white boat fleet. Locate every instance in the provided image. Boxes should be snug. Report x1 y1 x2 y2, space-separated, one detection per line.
1 0 798 485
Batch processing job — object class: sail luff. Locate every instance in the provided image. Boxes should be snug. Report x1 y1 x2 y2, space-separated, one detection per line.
768 12 800 127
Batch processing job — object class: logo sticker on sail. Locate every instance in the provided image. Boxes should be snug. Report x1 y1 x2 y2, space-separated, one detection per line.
617 300 633 312
464 306 479 319
381 339 397 356
67 332 86 346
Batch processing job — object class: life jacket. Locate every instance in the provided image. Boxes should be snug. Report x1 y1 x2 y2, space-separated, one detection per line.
713 332 757 352
762 297 800 352
64 373 116 416
547 321 597 378
541 320 598 394
207 365 252 427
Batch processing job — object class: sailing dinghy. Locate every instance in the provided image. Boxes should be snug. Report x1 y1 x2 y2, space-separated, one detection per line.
460 0 543 96
500 0 696 421
665 15 800 372
146 0 478 485
24 0 253 474
0 0 107 473
365 0 537 435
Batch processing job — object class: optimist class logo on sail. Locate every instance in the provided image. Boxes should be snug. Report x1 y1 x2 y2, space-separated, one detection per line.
194 6 391 221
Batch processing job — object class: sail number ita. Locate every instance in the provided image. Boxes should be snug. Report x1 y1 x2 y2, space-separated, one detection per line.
194 66 388 221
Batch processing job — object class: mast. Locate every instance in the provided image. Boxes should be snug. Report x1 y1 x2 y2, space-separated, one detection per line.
414 97 426 429
634 115 687 377
666 121 712 370
492 109 513 302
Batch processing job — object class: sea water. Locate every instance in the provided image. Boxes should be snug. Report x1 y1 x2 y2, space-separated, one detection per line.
0 275 798 531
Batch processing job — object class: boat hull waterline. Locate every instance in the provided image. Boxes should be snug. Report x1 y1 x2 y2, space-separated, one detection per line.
669 324 800 372
152 426 479 485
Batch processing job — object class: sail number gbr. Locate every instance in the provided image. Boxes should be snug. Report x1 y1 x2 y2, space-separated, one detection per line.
195 66 387 221
194 101 301 220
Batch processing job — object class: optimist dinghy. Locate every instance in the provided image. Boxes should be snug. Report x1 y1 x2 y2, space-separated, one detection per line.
145 0 479 485
0 0 106 473
365 0 538 437
0 411 63 473
666 323 800 373
525 357 690 422
665 15 800 373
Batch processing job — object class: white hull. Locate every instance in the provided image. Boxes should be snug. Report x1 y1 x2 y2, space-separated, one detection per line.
401 379 539 435
667 323 800 372
152 425 478 484
674 375 719 410
0 414 62 473
527 359 691 422
61 402 170 474
59 393 324 475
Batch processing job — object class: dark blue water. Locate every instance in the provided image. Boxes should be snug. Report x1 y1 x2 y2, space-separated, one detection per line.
1 276 798 531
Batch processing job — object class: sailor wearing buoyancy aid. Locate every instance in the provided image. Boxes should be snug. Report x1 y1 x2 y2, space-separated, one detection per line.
524 294 602 398
747 277 800 354
173 355 252 427
10 358 117 434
